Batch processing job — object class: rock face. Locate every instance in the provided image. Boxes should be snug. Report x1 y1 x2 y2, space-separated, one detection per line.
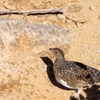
0 18 72 62
0 19 73 100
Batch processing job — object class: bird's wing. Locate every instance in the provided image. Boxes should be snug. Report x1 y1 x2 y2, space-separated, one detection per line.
60 61 98 87
86 65 100 83
75 62 100 83
65 61 100 84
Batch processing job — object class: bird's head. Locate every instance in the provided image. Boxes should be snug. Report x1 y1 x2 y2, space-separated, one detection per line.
49 48 65 60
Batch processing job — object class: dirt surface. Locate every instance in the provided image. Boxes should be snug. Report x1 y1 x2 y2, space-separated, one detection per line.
0 0 100 100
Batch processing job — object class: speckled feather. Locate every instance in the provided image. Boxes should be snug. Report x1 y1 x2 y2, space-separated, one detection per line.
50 48 100 89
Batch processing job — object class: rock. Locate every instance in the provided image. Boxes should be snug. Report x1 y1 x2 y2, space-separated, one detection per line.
89 5 95 10
77 22 82 28
66 19 72 24
57 14 66 22
0 18 73 62
68 4 83 13
98 15 100 19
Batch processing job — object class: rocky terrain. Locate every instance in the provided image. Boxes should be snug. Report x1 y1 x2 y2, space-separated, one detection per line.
0 0 100 100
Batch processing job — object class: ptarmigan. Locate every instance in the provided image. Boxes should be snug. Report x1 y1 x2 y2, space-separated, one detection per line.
50 48 100 99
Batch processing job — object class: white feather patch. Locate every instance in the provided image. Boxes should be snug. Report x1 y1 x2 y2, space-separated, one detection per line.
60 80 71 88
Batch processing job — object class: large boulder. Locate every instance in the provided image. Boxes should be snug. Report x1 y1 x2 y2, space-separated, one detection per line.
0 18 72 62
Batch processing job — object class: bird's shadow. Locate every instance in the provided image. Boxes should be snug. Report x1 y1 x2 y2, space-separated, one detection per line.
84 85 100 100
40 57 69 90
40 57 100 100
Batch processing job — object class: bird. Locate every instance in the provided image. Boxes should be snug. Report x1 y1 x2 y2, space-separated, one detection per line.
49 47 100 99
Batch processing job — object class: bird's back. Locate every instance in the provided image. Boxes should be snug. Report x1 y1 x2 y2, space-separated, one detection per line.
53 59 100 88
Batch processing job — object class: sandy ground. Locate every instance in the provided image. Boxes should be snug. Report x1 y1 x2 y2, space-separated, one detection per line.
0 0 100 100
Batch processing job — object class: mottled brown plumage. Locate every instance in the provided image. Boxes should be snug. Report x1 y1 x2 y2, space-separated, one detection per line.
50 48 100 99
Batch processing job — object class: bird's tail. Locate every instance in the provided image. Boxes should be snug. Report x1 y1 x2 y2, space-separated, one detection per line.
97 71 100 82
88 66 100 83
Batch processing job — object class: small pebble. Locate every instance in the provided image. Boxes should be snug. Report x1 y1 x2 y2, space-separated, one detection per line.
66 19 72 23
63 93 66 96
89 5 95 10
98 15 100 19
57 14 66 22
77 23 82 28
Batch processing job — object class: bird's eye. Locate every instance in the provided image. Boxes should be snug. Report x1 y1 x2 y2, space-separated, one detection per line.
55 50 59 54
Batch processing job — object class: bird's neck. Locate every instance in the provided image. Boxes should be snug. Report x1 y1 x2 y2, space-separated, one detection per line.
55 57 65 63
54 58 65 70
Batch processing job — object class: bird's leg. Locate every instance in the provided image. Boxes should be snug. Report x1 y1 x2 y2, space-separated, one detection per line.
72 89 77 95
73 87 83 99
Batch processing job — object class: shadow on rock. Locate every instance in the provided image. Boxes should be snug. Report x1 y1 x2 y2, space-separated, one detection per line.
41 57 69 90
84 85 100 100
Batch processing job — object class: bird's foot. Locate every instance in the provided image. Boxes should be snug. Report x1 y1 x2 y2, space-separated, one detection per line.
72 89 77 94
70 96 79 100
72 91 79 99
72 87 83 100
